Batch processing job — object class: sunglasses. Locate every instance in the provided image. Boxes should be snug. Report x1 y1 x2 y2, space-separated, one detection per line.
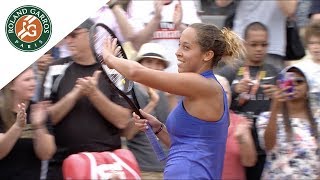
66 30 88 38
292 77 306 85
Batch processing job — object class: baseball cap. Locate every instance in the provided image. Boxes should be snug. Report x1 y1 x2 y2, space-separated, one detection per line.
281 65 305 76
77 18 94 30
134 43 170 68
279 65 308 86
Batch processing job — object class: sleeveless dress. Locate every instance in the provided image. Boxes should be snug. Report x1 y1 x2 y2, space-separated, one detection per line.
164 70 229 179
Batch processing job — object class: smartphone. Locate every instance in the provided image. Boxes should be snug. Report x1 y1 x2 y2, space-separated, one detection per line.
260 76 276 85
279 72 294 94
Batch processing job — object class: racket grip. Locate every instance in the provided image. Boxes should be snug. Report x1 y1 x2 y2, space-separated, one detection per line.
144 124 167 161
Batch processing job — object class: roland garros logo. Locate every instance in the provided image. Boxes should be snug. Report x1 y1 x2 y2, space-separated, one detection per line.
5 5 52 52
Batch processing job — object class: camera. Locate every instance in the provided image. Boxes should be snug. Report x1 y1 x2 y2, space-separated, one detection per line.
260 76 276 85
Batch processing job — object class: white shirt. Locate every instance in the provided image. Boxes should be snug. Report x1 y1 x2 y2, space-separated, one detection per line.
128 0 201 72
295 59 320 117
233 1 286 56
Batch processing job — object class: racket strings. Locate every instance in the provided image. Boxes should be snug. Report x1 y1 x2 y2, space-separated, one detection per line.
95 31 124 57
94 30 130 92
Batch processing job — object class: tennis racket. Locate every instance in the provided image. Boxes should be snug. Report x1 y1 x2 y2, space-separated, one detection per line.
89 23 166 161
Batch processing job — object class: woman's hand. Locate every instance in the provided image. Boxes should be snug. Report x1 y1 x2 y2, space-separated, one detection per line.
147 87 159 105
235 78 252 94
154 0 164 20
234 116 253 143
261 84 277 98
37 54 53 72
102 37 121 69
272 80 295 103
132 109 162 133
15 103 27 128
173 0 182 29
30 101 51 129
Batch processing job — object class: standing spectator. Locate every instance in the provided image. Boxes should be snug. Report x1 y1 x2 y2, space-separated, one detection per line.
309 0 320 22
56 1 162 60
295 0 311 30
257 66 320 179
41 19 132 180
293 0 312 52
216 0 298 68
0 67 56 180
217 22 280 180
53 5 126 60
215 75 257 180
122 0 202 72
33 51 53 102
295 20 320 118
102 22 245 179
125 43 173 180
92 4 128 43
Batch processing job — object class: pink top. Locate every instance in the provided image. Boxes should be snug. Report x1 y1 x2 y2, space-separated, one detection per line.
222 112 245 180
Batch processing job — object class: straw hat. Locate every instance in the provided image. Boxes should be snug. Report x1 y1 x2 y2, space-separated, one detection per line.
134 43 170 68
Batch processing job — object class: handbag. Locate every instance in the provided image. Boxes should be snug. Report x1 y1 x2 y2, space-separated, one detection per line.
284 19 306 60
62 149 141 180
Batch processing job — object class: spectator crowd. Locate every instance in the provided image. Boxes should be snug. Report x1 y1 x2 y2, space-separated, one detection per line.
1 0 320 179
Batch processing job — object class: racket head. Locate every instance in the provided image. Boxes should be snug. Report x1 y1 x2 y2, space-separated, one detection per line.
89 25 166 160
89 23 133 93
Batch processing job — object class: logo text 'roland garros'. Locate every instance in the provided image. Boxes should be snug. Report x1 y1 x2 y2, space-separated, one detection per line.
5 5 52 52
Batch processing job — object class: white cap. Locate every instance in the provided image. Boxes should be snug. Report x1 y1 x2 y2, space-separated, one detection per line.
134 43 170 68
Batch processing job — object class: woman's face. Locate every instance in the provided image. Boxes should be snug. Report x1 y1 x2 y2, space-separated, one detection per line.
175 27 206 73
290 72 308 100
11 68 36 101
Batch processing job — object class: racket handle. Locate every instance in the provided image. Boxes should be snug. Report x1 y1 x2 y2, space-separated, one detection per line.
144 124 167 161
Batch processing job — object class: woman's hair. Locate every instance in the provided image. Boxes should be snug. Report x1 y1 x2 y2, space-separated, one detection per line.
189 23 246 67
281 67 318 142
0 82 16 131
304 20 320 44
0 66 33 131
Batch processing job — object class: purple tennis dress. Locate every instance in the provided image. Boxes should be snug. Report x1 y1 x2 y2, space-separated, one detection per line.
164 70 229 179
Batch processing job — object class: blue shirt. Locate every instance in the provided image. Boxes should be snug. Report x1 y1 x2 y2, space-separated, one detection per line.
164 70 229 179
